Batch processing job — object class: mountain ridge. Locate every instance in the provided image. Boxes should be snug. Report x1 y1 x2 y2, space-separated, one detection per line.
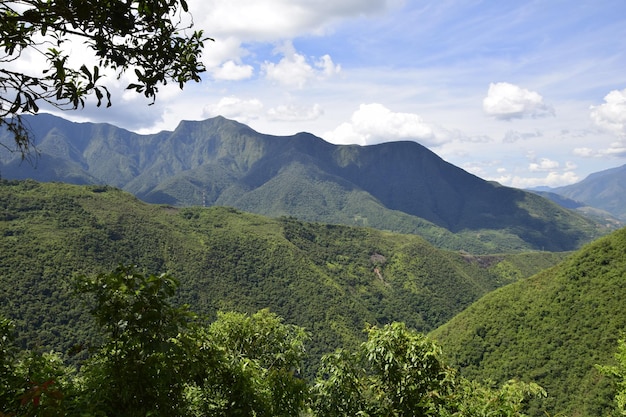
0 113 606 252
548 163 626 221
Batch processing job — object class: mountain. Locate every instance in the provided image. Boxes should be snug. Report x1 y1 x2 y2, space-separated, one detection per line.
0 179 566 374
548 164 626 221
0 113 607 252
431 225 626 416
529 189 623 230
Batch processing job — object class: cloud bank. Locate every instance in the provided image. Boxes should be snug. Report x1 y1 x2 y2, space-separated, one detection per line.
202 97 264 123
193 0 394 41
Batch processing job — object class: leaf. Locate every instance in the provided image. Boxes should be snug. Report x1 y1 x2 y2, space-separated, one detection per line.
80 64 92 82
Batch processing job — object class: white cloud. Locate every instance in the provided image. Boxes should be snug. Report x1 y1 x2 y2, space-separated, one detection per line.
590 88 626 137
573 147 596 157
262 44 340 88
573 142 626 158
483 82 554 120
316 55 341 77
529 158 560 172
202 36 251 68
324 103 440 146
187 0 380 82
267 103 324 121
191 0 395 41
262 54 313 88
211 60 254 81
202 96 264 123
492 171 580 189
604 141 626 157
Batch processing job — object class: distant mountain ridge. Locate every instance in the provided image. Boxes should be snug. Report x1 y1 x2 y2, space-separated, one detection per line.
0 113 605 252
548 164 626 221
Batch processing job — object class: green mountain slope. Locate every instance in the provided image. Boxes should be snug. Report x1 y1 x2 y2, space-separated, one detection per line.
0 113 607 253
431 226 626 416
0 180 565 374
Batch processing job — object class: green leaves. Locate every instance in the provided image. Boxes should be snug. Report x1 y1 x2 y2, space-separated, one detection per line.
198 310 310 417
314 323 457 417
1 274 551 417
75 265 190 344
1 0 210 154
314 322 548 417
75 265 197 416
598 339 626 415
72 267 311 417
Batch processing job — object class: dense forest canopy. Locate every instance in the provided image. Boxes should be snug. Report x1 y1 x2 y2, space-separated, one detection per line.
431 226 626 416
1 265 554 417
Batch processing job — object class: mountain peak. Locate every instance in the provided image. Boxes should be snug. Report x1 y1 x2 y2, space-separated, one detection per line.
1 114 606 252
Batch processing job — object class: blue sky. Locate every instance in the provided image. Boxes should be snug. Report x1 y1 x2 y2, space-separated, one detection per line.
49 0 626 188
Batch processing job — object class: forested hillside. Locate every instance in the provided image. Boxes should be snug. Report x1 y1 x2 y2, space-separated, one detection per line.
0 180 564 374
431 225 626 416
0 269 551 417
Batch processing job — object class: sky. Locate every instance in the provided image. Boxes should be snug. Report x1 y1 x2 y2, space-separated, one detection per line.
35 0 626 188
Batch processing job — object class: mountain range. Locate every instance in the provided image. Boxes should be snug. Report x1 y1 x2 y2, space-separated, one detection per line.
0 113 608 253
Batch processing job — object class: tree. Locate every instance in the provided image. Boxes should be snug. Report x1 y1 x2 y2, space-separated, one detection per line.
2 264 550 416
1 315 76 417
452 379 546 417
598 338 626 416
74 264 200 417
313 322 457 417
313 322 546 417
73 265 310 417
0 0 209 154
191 310 310 417
0 315 19 410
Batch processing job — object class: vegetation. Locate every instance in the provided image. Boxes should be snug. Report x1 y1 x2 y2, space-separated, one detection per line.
431 226 626 416
598 338 626 416
0 179 565 377
0 266 549 416
0 0 208 153
5 179 625 415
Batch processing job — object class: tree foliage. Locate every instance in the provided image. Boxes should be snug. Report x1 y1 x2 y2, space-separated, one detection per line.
313 322 456 417
313 322 545 417
0 0 209 153
0 180 564 380
74 265 200 416
431 226 626 416
0 265 551 417
195 310 309 417
598 338 626 416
